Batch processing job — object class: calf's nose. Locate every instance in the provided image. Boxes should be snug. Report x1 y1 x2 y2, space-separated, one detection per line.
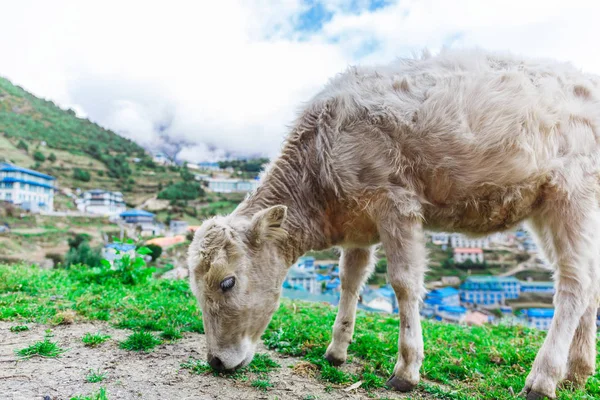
208 354 225 371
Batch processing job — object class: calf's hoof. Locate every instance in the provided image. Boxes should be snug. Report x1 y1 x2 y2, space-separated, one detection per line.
386 375 418 392
526 391 550 400
324 352 345 367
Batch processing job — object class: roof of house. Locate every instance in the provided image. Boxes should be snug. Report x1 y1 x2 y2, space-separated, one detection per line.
145 235 186 248
0 163 55 180
104 243 136 252
466 276 520 283
523 308 555 318
428 287 459 297
120 209 155 218
520 281 554 287
1 177 55 189
438 305 467 314
453 248 483 254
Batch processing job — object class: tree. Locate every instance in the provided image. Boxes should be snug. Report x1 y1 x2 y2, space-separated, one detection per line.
33 151 46 162
157 182 205 201
65 241 102 268
17 140 28 152
73 168 91 182
375 258 388 274
68 233 93 250
48 153 57 162
144 244 163 261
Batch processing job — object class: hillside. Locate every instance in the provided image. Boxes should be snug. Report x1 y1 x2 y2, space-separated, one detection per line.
1 264 598 399
0 76 185 205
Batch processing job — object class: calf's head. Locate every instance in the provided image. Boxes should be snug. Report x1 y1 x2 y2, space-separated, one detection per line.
187 205 290 371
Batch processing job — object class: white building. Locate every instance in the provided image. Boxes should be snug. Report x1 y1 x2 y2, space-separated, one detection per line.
430 232 449 246
206 178 260 193
450 233 490 249
169 219 189 235
284 267 318 294
101 243 136 267
77 190 126 216
153 153 173 166
453 247 484 263
0 163 55 211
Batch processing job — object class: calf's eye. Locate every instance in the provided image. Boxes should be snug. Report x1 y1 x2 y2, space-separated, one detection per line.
220 276 236 292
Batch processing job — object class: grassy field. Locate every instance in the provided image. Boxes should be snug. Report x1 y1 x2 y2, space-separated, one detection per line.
0 264 598 399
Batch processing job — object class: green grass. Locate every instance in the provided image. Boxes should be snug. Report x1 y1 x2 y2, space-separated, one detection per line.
1 264 598 399
16 331 66 359
251 378 273 391
160 327 183 341
119 331 161 352
82 332 111 347
70 387 108 400
10 325 29 332
85 369 107 383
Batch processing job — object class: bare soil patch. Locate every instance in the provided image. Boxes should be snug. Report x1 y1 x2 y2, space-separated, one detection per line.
0 322 426 400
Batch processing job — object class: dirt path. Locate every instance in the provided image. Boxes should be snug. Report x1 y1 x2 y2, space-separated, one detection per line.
0 322 426 400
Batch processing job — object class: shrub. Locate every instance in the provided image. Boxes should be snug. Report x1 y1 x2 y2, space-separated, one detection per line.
17 140 28 152
97 170 104 176
73 168 91 182
33 150 46 162
103 242 154 285
48 152 57 162
65 242 102 268
157 182 204 201
46 252 64 267
144 244 162 261
68 233 93 250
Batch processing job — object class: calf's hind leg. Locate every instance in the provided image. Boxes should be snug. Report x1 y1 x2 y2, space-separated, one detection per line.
523 200 599 399
325 247 375 366
378 218 427 392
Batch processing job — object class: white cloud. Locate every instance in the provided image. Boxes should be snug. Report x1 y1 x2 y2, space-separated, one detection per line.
0 0 599 161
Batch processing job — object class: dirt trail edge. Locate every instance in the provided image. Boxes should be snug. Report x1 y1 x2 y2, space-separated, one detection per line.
0 322 433 400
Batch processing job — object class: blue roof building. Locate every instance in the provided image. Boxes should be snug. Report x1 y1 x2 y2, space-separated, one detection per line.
295 256 315 272
0 163 55 211
423 287 460 316
460 276 506 307
520 281 554 295
435 305 468 323
522 308 555 330
120 209 155 224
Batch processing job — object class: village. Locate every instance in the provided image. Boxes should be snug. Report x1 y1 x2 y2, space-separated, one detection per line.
2 159 600 333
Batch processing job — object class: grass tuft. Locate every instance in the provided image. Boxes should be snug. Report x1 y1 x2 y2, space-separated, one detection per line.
251 378 273 391
82 332 111 347
70 387 108 400
119 331 161 352
85 369 107 383
160 327 182 341
16 331 66 359
10 325 29 333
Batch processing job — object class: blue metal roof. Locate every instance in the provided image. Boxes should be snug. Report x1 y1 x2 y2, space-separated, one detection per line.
428 287 459 298
523 308 555 318
105 243 136 252
438 305 467 314
1 177 54 189
0 163 55 180
120 209 155 217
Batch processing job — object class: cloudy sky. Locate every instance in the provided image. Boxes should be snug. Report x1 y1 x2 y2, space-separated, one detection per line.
1 0 599 161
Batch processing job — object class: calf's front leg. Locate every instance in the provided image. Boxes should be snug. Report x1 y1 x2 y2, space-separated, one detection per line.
379 219 427 391
325 247 375 366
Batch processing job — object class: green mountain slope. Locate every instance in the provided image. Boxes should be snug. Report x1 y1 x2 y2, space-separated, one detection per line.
0 76 184 206
0 76 142 155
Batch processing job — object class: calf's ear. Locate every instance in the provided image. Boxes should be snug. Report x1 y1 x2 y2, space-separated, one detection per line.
247 205 288 246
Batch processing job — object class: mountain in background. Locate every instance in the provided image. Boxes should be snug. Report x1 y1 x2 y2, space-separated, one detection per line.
0 76 183 206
